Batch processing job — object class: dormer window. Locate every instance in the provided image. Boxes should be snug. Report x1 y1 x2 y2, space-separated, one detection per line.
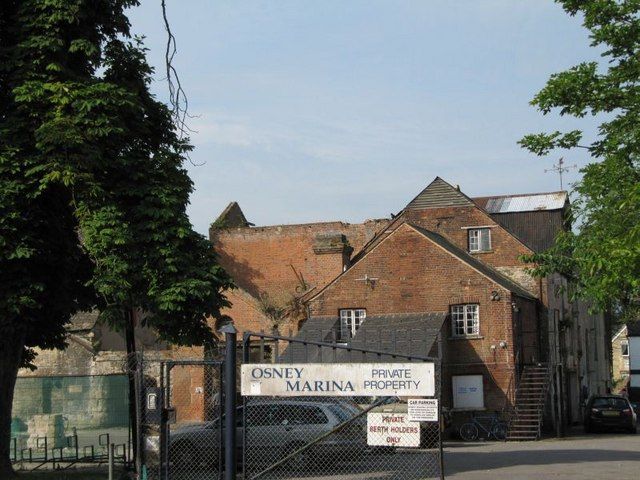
339 309 366 341
468 228 491 252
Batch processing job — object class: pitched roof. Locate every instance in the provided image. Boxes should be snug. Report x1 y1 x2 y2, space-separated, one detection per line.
612 325 628 342
408 224 537 300
283 313 445 362
212 201 250 229
346 312 444 360
474 192 568 213
307 222 537 306
405 177 474 210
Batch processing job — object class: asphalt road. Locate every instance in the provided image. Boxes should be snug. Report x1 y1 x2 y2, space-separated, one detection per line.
445 432 640 480
17 430 640 480
139 433 640 480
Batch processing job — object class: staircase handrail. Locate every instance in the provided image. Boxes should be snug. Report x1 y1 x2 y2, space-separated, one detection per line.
539 361 554 439
501 349 521 440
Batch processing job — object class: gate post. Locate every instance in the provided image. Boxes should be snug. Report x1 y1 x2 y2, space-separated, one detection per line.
221 324 238 480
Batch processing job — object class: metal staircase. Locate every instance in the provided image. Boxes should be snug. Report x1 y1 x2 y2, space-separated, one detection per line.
506 364 550 441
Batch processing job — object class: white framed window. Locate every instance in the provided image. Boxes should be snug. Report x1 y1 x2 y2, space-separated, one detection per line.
339 309 366 341
452 375 484 409
468 228 491 252
621 342 629 357
451 304 479 337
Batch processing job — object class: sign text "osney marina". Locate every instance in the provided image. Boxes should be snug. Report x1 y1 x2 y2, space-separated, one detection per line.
240 363 435 397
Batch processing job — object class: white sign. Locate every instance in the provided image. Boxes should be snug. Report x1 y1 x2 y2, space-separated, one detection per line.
241 363 435 397
452 375 484 409
367 413 420 447
408 398 438 422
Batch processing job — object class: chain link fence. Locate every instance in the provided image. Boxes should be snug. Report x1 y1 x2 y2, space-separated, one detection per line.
242 333 444 480
10 374 130 469
136 356 224 480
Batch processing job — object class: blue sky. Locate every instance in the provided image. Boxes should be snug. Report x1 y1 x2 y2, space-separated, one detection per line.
129 1 601 235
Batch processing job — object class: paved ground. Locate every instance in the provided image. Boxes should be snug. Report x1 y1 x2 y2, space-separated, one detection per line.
445 431 640 480
14 429 640 479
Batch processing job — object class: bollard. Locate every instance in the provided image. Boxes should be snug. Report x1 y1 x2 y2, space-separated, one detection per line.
108 443 114 480
220 323 238 480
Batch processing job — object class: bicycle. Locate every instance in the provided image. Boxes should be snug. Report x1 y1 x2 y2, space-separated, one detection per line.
459 412 507 441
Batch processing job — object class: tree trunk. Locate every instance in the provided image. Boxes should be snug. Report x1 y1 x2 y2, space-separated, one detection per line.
0 332 25 478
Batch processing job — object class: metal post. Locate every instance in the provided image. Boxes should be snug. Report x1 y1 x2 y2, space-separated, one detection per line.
242 333 251 480
134 358 143 474
221 324 238 480
108 443 114 480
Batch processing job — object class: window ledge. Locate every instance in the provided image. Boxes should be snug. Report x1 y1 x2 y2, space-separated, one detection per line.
448 335 484 341
469 250 493 255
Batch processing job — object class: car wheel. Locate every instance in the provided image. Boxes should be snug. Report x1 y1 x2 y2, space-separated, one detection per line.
459 423 479 442
628 426 637 434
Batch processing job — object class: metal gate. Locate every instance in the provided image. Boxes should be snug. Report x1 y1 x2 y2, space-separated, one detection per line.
241 331 444 480
140 358 224 480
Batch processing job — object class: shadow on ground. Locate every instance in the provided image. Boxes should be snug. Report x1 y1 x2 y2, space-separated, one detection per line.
445 446 640 475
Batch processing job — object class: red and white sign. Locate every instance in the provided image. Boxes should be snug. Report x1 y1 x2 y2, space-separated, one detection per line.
366 412 420 447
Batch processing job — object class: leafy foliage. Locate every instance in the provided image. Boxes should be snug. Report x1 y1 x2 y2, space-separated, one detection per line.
2 0 232 354
0 2 233 473
1 0 235 471
520 0 640 319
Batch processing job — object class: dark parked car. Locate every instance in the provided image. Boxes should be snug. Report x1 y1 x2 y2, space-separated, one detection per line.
584 395 637 434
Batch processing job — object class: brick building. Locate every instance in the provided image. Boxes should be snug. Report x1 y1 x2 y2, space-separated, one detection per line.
212 177 611 433
12 177 611 442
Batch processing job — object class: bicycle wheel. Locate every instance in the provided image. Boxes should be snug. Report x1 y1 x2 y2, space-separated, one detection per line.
459 422 479 441
491 422 507 440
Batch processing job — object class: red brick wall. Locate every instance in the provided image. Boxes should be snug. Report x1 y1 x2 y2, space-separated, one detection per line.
355 205 543 301
170 364 206 423
216 288 272 337
308 223 539 411
210 220 389 301
404 206 534 268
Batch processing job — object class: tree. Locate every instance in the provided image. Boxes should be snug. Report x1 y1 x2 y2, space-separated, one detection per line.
520 0 640 320
0 1 231 476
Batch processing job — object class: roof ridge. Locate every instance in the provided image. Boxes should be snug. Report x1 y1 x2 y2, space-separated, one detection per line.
405 177 474 210
473 191 567 200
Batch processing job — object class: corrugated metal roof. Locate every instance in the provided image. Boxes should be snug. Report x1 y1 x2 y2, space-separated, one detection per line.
483 193 567 213
405 177 474 210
